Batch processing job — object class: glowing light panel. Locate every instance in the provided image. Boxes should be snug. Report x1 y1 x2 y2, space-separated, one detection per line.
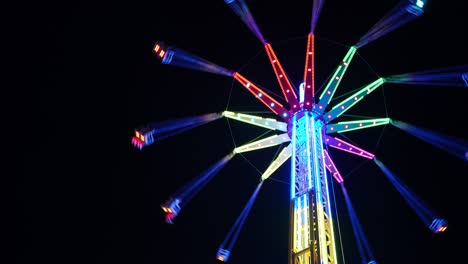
222 111 287 131
234 134 290 154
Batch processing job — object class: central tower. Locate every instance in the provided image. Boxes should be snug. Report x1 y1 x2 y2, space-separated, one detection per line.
290 111 337 264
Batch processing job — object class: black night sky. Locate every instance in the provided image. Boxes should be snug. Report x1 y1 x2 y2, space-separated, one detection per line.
20 0 467 263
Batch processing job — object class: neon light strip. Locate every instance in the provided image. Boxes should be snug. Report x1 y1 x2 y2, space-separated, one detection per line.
302 33 315 109
302 194 308 249
324 78 385 122
233 72 290 119
316 163 327 263
261 144 292 180
324 136 375 159
294 193 310 251
294 196 301 251
305 194 310 248
305 114 313 189
298 196 303 250
291 115 297 199
222 111 287 131
312 119 328 263
323 150 344 183
315 46 357 113
264 43 299 109
311 117 321 192
326 118 391 134
293 197 297 250
320 142 338 263
234 133 290 154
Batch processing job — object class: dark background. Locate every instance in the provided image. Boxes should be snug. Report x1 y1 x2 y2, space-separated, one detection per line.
20 0 467 263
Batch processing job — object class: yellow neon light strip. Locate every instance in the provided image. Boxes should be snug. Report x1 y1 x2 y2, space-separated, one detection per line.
261 144 292 180
234 133 290 154
223 111 288 131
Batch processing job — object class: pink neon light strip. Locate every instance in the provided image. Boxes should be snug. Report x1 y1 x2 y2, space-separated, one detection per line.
323 149 344 183
324 135 375 159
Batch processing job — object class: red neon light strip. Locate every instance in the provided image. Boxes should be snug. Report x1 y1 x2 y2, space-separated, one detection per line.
303 33 315 110
233 72 289 119
264 43 299 110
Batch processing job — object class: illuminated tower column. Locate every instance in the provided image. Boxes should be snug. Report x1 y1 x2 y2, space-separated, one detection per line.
290 111 337 264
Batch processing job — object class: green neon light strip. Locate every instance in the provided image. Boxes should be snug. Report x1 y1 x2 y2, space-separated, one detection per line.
316 46 357 112
234 133 290 154
223 111 288 132
326 118 391 134
324 78 385 122
261 144 292 180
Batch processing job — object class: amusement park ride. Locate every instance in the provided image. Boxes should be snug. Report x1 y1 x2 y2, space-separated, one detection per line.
133 0 466 263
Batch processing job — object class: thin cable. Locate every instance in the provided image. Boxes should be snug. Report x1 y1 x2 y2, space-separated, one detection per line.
370 83 390 153
225 118 238 148
270 35 308 46
325 142 370 180
258 84 290 102
339 133 362 149
270 144 283 163
235 46 265 73
332 133 373 179
381 83 389 117
331 174 346 264
239 153 263 176
315 35 351 49
339 129 383 161
237 111 273 114
225 77 236 111
224 67 237 149
355 50 390 155
263 144 291 185
343 159 370 179
372 125 388 154
357 49 389 154
356 51 381 78
330 86 365 102
355 51 386 120
267 176 290 185
315 66 336 98
243 129 274 145
341 114 385 119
